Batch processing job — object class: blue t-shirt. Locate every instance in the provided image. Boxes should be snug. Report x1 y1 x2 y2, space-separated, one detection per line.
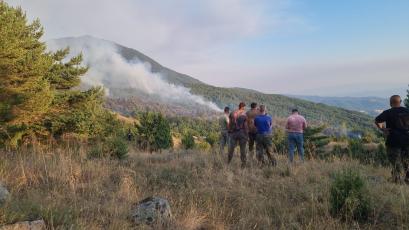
254 114 272 135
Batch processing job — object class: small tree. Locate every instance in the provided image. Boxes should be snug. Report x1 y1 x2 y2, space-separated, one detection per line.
137 112 172 153
181 132 195 150
304 126 331 159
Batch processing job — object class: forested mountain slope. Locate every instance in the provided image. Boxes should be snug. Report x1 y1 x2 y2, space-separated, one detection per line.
52 36 374 131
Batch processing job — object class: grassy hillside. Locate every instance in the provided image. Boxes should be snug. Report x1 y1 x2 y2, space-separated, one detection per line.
1 147 408 229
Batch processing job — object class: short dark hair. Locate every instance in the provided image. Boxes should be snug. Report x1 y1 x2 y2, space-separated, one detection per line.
224 106 230 113
239 102 246 109
390 95 402 105
250 102 257 109
259 105 266 113
292 108 299 113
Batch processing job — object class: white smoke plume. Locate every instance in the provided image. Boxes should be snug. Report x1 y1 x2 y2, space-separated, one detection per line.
47 37 221 111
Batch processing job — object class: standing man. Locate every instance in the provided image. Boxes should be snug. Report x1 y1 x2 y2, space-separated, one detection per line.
219 106 230 155
375 95 409 183
228 102 248 167
246 102 259 160
254 105 277 166
286 108 307 164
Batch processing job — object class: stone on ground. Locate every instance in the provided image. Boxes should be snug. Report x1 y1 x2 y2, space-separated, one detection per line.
131 196 172 225
0 220 46 230
0 182 10 205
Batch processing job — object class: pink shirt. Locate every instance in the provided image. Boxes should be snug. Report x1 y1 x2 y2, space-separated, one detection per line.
286 114 307 133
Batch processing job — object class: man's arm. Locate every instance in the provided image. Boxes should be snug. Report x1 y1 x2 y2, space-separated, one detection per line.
375 112 389 135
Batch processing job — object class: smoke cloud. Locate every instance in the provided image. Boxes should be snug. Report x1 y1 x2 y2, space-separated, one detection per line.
47 37 221 111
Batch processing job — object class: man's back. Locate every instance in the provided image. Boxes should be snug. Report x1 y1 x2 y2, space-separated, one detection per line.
254 114 272 135
229 109 247 132
286 114 307 133
375 107 409 147
246 109 259 134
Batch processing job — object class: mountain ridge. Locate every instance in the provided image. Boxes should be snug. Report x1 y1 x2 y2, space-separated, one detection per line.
49 35 375 131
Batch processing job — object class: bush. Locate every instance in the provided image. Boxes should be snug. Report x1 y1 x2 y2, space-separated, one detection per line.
196 141 211 151
330 168 371 222
181 132 195 150
107 137 128 159
87 144 105 159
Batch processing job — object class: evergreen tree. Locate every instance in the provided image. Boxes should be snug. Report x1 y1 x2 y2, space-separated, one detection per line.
136 112 172 152
0 3 53 146
304 125 331 159
0 2 108 147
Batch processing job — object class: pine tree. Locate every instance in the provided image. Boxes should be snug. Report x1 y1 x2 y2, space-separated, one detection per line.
304 125 331 159
0 3 54 146
0 2 106 147
136 112 172 152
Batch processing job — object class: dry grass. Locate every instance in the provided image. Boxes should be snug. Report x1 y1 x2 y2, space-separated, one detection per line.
1 145 409 229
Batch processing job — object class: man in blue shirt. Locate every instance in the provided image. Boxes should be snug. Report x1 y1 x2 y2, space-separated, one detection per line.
254 105 277 166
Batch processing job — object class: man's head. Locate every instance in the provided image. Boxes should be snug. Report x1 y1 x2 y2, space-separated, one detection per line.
390 95 402 108
224 106 230 114
250 102 257 109
238 102 246 110
259 105 266 114
292 108 299 114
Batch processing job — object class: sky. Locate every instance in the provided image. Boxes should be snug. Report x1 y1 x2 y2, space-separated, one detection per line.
6 0 409 97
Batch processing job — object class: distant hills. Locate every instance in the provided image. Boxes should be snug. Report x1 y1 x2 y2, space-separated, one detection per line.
288 95 388 116
49 36 375 131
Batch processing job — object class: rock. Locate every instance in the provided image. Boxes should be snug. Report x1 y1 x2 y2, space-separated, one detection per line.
0 182 10 205
131 197 172 225
0 219 46 230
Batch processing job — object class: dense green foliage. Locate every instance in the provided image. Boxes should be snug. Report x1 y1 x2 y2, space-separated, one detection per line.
135 112 172 152
181 132 195 150
304 126 331 159
0 2 116 148
405 85 409 109
330 168 371 222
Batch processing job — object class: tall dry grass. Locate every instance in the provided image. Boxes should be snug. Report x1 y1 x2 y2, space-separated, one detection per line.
0 145 408 229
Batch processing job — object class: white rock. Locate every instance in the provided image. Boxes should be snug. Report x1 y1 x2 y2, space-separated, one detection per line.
131 197 172 225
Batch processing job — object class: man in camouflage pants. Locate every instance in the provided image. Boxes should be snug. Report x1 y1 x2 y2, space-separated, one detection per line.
228 102 248 167
219 107 230 155
254 105 277 166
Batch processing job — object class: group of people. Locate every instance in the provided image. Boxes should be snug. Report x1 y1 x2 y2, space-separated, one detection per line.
219 102 307 167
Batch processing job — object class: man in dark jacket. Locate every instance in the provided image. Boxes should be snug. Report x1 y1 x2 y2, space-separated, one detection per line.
375 95 409 183
228 102 248 167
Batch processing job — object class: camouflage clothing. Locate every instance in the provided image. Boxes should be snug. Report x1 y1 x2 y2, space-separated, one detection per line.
256 134 277 166
387 146 409 183
246 109 259 157
228 130 248 166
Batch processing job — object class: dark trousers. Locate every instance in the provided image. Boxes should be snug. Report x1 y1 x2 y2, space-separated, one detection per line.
219 131 229 154
248 132 257 158
256 134 277 165
387 146 409 183
228 131 248 165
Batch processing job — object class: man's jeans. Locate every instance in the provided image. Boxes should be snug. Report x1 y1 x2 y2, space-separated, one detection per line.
288 132 304 163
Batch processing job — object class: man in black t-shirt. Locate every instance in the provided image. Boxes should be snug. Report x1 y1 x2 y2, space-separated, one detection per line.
375 95 409 183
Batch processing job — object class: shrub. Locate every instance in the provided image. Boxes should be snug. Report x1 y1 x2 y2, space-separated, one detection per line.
87 144 105 159
107 137 128 159
181 132 195 150
196 141 211 151
330 168 371 222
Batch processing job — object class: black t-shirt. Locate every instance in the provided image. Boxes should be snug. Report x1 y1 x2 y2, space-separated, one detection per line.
375 107 409 147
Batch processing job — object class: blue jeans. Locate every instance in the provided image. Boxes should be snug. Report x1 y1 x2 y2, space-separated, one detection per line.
288 132 304 163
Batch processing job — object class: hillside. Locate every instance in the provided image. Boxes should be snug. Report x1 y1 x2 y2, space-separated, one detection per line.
50 36 375 131
289 95 388 116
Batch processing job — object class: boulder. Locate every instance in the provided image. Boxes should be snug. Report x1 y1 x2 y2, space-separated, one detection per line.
131 197 172 225
0 220 46 230
0 183 10 205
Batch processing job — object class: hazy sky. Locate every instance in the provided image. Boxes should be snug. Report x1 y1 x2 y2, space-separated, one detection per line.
6 0 409 97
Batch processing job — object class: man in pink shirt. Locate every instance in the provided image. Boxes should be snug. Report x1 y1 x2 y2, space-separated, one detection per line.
286 108 307 163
